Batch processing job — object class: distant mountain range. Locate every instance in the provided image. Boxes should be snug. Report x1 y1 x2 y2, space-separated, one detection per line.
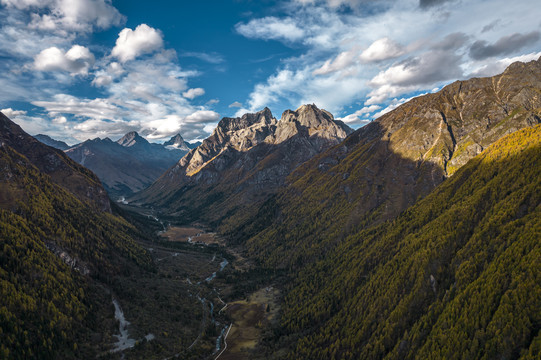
132 104 353 225
34 131 198 199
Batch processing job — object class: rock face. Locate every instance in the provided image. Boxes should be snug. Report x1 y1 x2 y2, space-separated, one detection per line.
65 132 188 198
376 58 541 176
0 111 111 211
134 104 352 223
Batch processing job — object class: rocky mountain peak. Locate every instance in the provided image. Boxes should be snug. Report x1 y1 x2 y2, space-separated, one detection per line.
215 107 275 134
281 104 334 127
117 131 148 147
164 133 190 151
275 104 353 145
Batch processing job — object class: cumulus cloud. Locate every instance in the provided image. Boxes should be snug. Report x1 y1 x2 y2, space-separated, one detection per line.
11 0 125 33
183 88 205 99
469 31 540 60
360 37 404 62
338 104 381 123
1 108 27 118
34 45 95 75
236 17 305 42
367 51 463 104
52 115 67 124
185 110 220 123
111 24 164 62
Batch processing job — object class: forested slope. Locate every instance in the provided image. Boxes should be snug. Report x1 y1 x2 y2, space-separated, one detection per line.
0 115 152 358
272 125 540 359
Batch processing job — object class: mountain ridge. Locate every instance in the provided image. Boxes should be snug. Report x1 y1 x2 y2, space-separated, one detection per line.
233 57 541 268
133 104 353 225
63 131 189 198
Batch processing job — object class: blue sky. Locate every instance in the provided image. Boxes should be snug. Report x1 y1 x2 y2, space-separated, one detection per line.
1 0 540 144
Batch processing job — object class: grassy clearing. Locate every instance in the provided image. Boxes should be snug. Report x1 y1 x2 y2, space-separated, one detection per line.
219 287 281 360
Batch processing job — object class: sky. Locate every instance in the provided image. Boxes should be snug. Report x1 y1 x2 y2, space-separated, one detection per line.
0 0 540 144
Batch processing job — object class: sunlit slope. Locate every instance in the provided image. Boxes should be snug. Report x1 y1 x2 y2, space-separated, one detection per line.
277 125 540 359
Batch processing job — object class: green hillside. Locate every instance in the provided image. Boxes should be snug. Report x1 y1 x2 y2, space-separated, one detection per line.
0 142 152 358
268 125 540 359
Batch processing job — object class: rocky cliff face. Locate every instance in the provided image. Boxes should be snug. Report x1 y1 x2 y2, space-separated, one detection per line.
0 112 111 212
378 57 541 176
134 104 352 223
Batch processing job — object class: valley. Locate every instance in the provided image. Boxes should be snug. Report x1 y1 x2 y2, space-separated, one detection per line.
103 207 284 359
1 57 540 359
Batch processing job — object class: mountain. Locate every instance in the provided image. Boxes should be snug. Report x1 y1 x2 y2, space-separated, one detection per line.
273 124 541 359
133 104 352 225
34 133 70 150
64 132 189 198
0 112 152 358
163 133 191 151
0 112 110 212
236 57 541 267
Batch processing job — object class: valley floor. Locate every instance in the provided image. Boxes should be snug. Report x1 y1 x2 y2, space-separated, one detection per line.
106 207 282 360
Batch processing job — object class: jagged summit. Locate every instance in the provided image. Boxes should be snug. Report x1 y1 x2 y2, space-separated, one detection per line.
132 104 353 221
216 107 275 134
164 133 190 151
117 131 148 147
174 103 351 178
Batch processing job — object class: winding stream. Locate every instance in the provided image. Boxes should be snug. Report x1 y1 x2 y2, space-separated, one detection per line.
111 299 136 353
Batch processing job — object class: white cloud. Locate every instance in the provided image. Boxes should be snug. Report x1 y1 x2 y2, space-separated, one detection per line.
338 104 381 123
366 51 463 104
1 108 28 118
111 24 164 62
183 88 205 99
34 45 95 74
185 110 220 123
32 94 120 120
229 101 243 108
313 48 358 75
468 51 541 78
0 0 49 9
22 0 124 33
236 17 306 42
359 37 404 62
52 115 67 124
